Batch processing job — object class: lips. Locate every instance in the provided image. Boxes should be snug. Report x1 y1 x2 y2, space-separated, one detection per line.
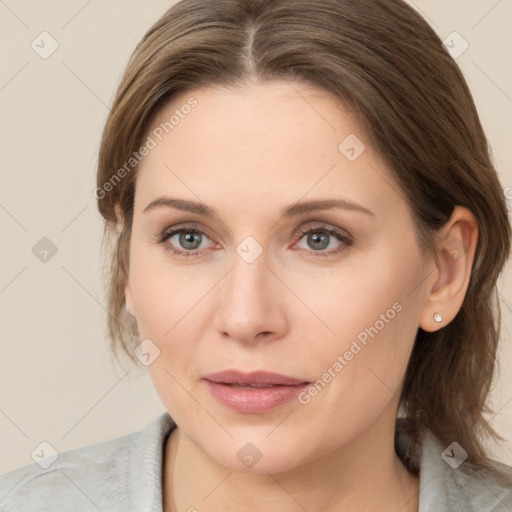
203 370 308 386
202 370 310 413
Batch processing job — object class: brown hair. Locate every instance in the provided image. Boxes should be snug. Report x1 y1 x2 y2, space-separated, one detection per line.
96 0 511 476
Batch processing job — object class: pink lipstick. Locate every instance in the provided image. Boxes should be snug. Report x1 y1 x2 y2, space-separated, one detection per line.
203 370 309 413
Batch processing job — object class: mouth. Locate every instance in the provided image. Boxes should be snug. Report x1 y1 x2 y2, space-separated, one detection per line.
202 370 310 413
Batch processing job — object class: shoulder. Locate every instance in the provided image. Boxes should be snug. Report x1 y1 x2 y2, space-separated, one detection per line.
0 412 175 512
448 458 512 511
396 422 512 512
0 431 134 512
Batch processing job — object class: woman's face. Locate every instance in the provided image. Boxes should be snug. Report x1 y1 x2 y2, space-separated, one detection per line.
125 80 431 473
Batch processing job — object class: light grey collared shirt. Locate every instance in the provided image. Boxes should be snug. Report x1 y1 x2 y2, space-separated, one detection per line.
1 412 511 511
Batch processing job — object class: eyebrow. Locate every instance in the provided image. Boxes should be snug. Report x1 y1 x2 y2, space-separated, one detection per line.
142 196 375 218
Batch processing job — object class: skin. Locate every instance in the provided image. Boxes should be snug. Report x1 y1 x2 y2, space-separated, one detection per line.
123 80 478 512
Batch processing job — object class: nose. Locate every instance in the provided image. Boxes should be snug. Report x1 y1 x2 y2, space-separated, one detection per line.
211 247 288 345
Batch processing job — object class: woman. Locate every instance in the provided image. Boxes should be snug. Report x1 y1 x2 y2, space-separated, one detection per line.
1 0 511 510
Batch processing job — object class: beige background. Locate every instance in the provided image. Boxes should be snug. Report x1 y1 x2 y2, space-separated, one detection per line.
0 0 511 474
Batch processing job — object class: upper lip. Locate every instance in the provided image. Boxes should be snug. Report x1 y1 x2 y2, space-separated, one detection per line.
203 370 309 386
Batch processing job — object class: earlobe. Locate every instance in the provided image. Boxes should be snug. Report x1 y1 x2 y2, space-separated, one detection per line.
418 206 478 332
124 280 134 316
116 203 132 315
114 203 125 233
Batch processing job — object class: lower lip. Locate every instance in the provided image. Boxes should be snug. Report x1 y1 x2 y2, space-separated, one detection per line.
204 380 309 413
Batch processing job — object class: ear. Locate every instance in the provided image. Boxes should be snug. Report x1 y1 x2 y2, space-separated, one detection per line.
114 203 125 233
125 279 135 316
418 206 478 332
114 203 134 315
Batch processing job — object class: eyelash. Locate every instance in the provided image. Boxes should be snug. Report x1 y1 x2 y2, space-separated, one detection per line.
155 223 353 259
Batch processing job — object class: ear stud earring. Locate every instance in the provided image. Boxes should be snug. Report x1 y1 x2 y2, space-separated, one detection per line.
433 312 442 324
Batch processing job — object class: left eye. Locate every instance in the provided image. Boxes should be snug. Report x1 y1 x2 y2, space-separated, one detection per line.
293 226 352 255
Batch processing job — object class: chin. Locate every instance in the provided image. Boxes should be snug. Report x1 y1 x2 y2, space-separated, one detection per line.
191 424 314 475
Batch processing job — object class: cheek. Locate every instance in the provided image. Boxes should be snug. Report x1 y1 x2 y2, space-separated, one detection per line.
306 249 419 349
128 248 218 413
297 248 423 404
128 246 218 341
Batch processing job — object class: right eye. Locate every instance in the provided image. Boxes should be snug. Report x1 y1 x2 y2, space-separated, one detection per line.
158 225 216 257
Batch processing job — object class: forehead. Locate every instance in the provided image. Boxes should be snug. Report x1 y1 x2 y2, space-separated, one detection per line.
134 80 404 219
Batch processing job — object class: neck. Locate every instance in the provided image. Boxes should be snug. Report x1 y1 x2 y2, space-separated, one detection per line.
163 417 419 512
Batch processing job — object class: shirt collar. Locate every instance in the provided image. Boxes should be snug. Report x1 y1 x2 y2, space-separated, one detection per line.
396 419 512 511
